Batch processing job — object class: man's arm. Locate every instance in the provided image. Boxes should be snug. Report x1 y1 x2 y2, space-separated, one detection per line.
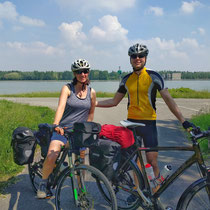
160 88 185 123
96 92 125 107
87 88 96 121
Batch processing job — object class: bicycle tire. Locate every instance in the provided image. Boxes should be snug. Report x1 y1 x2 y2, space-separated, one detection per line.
177 178 210 210
28 147 44 193
97 158 145 210
55 164 117 210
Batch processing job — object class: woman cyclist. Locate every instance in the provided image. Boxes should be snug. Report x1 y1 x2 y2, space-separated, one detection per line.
37 59 96 198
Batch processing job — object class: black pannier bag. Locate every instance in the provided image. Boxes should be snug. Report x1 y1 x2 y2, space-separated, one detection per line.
11 127 36 165
89 139 121 181
73 122 101 148
35 123 53 158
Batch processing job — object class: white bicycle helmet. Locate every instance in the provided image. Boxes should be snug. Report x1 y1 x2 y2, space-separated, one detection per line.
128 44 149 57
71 59 90 72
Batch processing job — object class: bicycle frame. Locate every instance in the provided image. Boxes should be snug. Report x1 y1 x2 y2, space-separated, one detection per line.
46 132 84 207
137 143 207 199
120 127 210 208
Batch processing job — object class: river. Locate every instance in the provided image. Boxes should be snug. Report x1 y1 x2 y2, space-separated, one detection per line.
0 80 210 94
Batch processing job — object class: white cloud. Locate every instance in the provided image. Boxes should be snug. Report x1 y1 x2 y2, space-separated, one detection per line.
150 37 176 50
56 0 136 12
191 27 206 35
93 0 135 12
6 41 64 55
89 15 128 42
141 36 210 70
59 21 87 46
0 1 45 27
180 1 202 14
147 7 164 16
12 26 23 31
180 38 199 48
19 15 45 27
198 27 205 35
0 1 18 20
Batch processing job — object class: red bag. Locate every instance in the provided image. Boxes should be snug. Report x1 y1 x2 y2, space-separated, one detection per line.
99 124 135 149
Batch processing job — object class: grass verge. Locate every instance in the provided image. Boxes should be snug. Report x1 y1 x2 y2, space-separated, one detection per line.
0 100 55 194
190 113 210 160
0 91 115 98
1 88 210 98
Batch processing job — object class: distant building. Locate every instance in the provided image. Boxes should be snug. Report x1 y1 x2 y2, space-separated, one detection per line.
162 72 181 80
172 73 181 80
167 73 172 80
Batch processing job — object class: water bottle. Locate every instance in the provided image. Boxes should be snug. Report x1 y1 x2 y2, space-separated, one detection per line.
156 165 172 185
60 161 68 172
145 163 156 188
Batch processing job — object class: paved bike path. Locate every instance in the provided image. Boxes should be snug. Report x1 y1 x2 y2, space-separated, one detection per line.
1 97 210 209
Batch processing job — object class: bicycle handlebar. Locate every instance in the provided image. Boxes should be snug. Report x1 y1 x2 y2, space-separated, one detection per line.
190 125 210 140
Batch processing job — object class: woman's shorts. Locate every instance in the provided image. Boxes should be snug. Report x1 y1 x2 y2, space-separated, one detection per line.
51 131 86 152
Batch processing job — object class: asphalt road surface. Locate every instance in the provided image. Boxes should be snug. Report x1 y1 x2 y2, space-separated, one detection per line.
1 97 210 210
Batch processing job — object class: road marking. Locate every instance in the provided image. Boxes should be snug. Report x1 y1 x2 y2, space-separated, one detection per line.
156 100 200 112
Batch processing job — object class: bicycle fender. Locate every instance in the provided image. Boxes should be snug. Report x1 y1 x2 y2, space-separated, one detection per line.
176 177 206 209
54 166 70 187
129 159 145 189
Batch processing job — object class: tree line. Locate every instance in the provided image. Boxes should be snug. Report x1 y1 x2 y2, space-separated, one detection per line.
0 70 128 80
0 70 210 80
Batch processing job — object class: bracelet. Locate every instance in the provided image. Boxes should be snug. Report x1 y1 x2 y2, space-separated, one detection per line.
53 124 60 128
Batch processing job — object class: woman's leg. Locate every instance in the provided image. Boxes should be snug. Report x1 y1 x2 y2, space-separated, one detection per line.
37 140 64 198
42 140 64 179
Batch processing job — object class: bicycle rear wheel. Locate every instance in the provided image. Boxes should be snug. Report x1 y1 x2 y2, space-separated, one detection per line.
177 178 210 210
28 146 44 193
55 164 117 210
97 159 145 210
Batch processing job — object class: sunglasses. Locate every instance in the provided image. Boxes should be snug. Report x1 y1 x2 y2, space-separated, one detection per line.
75 69 90 74
130 54 145 59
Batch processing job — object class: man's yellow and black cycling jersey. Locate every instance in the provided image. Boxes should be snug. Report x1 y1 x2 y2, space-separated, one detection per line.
117 67 164 120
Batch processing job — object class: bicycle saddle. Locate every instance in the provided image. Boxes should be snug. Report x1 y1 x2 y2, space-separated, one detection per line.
120 120 145 128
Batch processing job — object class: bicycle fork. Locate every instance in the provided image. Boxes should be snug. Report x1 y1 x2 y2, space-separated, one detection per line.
67 150 80 207
207 167 210 202
67 151 89 208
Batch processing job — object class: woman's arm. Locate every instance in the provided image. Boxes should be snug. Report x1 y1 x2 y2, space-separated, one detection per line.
53 85 70 125
87 88 96 121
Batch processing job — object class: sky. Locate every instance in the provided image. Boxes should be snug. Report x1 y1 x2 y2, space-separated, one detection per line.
0 0 210 72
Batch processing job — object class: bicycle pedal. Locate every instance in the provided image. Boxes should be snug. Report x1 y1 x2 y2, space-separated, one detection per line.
44 195 52 199
45 190 53 199
165 206 173 210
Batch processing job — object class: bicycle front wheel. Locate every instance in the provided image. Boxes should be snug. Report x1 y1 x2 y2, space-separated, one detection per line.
177 178 210 210
97 159 145 210
55 164 117 210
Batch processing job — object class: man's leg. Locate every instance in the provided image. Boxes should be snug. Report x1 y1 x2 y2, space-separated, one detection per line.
145 151 159 177
146 151 160 193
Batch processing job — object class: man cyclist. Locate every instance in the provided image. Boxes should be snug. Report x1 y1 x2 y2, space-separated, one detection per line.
96 43 192 190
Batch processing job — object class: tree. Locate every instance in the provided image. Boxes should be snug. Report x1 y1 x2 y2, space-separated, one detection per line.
99 70 109 80
3 72 22 80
